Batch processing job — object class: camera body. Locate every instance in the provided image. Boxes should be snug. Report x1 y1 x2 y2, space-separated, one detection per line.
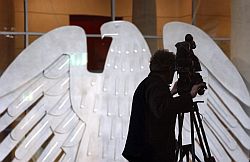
175 34 207 96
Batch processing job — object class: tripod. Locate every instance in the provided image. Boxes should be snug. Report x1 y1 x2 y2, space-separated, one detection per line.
175 101 216 162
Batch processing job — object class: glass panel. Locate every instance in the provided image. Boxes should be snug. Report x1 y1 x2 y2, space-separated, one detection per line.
215 40 231 57
145 38 163 54
156 0 192 37
116 0 193 38
156 38 164 50
28 0 111 32
0 0 22 32
0 35 24 74
14 35 25 57
116 0 132 22
195 0 231 57
14 0 25 32
195 0 231 38
29 35 41 44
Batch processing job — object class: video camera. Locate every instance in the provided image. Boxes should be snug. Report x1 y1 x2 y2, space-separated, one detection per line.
175 34 207 96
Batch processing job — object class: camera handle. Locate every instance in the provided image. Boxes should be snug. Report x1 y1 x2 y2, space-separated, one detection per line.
175 101 216 162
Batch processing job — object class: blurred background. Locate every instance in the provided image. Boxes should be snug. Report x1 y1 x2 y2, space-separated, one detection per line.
0 0 249 88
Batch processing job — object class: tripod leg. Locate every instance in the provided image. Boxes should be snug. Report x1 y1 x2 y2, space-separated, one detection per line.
194 154 202 162
186 152 189 162
190 111 195 162
193 102 215 161
179 145 190 162
195 110 212 158
193 112 208 158
175 113 184 162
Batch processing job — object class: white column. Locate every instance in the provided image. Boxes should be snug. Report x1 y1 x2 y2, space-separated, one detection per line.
132 0 157 53
231 0 250 90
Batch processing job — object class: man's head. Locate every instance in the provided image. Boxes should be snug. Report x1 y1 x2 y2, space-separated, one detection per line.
150 49 176 84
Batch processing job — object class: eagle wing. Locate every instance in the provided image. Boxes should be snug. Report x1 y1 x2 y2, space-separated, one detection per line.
0 26 92 162
163 21 250 162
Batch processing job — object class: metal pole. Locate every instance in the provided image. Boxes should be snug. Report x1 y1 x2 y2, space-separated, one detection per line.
0 32 43 35
192 0 196 25
111 0 115 21
190 111 195 162
24 0 29 47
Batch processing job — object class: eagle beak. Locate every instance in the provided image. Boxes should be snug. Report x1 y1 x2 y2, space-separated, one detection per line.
101 33 119 39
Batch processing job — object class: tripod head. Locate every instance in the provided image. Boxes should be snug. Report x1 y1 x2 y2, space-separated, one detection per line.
192 101 204 111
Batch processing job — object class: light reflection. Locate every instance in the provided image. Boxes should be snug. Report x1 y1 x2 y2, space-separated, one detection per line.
70 53 87 67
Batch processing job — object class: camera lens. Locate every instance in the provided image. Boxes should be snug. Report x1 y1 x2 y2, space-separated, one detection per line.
198 88 205 95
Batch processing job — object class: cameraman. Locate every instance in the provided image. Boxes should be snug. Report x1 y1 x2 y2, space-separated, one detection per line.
122 49 205 162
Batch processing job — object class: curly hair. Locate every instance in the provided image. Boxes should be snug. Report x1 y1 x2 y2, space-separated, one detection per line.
149 49 176 72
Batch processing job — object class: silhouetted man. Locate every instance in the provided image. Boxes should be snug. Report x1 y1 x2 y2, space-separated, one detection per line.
122 49 204 162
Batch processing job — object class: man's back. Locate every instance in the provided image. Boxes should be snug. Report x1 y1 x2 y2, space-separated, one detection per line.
122 74 179 162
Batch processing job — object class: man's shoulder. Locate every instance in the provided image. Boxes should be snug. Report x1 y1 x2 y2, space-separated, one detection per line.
136 77 148 90
136 74 167 90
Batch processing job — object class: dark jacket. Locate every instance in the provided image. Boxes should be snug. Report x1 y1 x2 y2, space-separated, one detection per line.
122 72 193 162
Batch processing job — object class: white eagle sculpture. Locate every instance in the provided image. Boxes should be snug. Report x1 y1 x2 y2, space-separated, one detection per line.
0 21 249 162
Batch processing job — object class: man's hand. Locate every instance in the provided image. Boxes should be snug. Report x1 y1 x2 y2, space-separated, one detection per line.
190 83 206 98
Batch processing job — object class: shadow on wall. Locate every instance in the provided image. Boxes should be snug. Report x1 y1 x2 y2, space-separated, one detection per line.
241 70 250 118
231 57 250 92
